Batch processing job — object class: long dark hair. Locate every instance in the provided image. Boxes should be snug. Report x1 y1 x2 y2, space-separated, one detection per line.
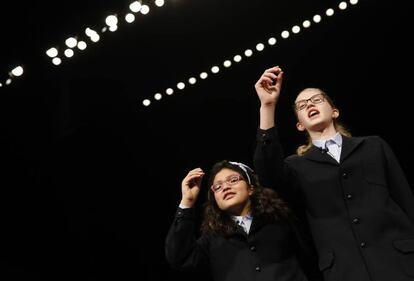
200 160 292 236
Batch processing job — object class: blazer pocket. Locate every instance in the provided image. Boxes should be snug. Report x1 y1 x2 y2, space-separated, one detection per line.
362 158 387 186
394 238 414 253
393 238 414 277
318 250 334 271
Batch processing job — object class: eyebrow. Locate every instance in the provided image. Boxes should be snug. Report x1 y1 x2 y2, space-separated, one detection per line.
213 173 240 183
295 93 322 102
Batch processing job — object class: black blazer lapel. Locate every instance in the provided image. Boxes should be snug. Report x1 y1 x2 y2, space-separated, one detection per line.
303 135 365 164
340 136 364 162
304 145 338 165
249 217 266 235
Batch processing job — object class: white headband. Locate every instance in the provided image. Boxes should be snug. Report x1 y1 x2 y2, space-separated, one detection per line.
228 161 253 184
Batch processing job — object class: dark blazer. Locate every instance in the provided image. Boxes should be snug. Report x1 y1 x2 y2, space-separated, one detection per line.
165 207 315 281
254 127 414 281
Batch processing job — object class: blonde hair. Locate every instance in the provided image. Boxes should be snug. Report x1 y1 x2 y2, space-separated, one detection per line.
293 88 352 156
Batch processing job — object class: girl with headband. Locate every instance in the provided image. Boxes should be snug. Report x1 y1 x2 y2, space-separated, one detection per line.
165 160 322 281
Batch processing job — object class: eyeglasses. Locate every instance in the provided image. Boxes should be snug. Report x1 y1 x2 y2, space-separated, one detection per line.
211 175 245 193
294 93 326 111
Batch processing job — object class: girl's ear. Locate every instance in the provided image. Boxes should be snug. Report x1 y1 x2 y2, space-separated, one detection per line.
249 185 254 196
332 108 339 119
296 121 305 131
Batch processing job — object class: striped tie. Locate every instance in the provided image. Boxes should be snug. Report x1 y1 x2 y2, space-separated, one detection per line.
238 219 247 233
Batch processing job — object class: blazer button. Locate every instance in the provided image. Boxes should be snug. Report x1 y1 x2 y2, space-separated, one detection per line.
352 218 360 224
360 242 366 248
255 266 261 272
262 134 268 144
342 172 348 178
346 194 352 199
250 245 256 251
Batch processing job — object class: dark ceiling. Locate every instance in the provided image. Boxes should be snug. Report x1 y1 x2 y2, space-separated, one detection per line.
0 0 412 280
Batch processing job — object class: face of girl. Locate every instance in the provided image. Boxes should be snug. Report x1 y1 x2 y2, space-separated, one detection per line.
294 88 338 133
212 168 253 216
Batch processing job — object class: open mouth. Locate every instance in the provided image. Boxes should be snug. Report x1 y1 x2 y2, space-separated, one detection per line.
308 109 319 118
223 192 236 200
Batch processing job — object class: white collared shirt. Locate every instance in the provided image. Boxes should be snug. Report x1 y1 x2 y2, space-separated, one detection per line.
313 133 343 163
232 214 253 234
179 204 253 234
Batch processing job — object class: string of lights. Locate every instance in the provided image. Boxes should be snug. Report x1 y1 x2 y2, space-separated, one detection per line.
1 0 359 105
0 0 164 89
141 0 359 107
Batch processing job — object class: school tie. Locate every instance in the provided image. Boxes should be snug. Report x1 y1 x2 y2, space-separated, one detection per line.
237 219 248 233
325 139 341 163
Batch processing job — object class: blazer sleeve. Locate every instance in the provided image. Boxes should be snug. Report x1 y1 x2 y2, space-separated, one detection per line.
253 127 285 189
165 207 209 271
380 137 414 223
253 127 300 200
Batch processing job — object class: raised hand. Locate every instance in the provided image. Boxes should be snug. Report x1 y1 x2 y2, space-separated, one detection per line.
254 66 284 107
180 168 205 208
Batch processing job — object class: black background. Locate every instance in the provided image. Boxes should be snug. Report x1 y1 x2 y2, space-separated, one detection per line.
0 0 412 280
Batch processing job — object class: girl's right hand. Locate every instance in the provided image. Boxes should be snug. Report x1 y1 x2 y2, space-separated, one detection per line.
180 168 205 208
254 66 284 107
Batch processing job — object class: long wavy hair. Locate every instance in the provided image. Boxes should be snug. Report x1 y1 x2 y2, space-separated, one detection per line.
200 160 292 236
292 88 351 156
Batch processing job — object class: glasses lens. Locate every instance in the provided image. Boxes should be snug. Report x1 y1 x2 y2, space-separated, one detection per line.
228 176 240 184
211 175 242 193
211 184 221 192
311 94 324 104
296 94 325 110
296 101 307 111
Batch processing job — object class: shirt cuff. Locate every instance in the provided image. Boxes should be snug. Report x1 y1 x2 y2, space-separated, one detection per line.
179 203 191 209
